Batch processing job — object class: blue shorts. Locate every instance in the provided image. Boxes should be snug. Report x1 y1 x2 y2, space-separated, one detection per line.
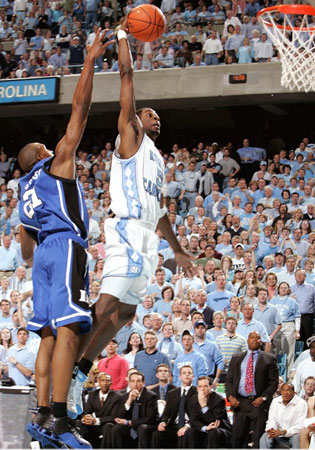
27 236 92 336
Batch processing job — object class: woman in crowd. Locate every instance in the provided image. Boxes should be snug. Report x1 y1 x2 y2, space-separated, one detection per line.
238 269 262 295
239 230 250 247
225 296 242 320
136 294 154 324
93 258 104 283
304 259 315 284
0 328 14 377
286 208 303 231
123 332 144 368
300 219 311 239
221 255 234 281
265 272 278 300
154 286 174 320
242 283 259 307
231 268 244 294
236 37 254 64
273 218 286 236
179 237 190 253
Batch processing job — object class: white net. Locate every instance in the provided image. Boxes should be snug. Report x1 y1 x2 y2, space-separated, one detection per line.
258 6 315 92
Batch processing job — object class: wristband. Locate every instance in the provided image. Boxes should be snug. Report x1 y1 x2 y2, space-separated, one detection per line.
117 30 128 41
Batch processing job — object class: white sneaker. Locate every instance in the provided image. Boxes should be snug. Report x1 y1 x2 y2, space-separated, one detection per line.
67 378 78 419
73 370 87 416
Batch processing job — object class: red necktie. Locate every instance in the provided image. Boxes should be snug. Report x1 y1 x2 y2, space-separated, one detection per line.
245 352 254 394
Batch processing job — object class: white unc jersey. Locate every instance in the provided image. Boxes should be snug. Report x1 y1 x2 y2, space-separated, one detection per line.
110 133 165 227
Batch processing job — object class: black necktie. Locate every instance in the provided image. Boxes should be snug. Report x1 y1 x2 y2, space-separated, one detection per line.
178 390 186 428
130 400 139 439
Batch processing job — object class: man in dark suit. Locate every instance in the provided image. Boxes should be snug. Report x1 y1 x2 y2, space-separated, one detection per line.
150 363 176 400
184 376 232 448
110 371 158 448
150 363 176 420
225 331 279 448
80 372 120 448
151 365 197 448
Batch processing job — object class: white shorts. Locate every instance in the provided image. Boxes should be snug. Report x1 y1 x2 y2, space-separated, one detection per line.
100 217 159 305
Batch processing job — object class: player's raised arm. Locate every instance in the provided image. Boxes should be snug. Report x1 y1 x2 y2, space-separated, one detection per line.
117 17 143 159
51 28 115 179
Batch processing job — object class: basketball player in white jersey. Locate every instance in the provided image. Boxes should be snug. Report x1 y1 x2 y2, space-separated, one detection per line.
68 17 194 417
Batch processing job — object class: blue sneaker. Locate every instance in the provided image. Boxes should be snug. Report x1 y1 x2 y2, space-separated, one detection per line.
50 416 92 449
27 413 59 448
73 370 87 416
67 378 78 419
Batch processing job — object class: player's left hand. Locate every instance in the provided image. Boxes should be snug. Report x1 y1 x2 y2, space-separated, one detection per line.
175 250 194 279
120 16 129 33
88 28 115 60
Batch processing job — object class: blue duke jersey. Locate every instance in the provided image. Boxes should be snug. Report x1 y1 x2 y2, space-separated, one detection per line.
19 157 89 246
19 157 91 335
110 133 166 227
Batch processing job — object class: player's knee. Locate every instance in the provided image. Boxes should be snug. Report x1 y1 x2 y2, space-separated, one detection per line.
95 295 118 322
118 303 137 323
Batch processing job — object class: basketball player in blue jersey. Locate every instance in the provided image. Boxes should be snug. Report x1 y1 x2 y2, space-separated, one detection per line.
68 18 194 417
18 29 114 449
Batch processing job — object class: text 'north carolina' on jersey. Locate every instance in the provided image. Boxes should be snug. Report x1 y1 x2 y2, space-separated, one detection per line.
19 157 89 245
110 133 165 227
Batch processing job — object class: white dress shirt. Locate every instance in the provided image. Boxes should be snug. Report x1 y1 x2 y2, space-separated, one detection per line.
265 394 307 437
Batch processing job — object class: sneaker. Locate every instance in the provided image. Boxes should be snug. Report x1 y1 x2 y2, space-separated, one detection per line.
73 370 87 416
51 416 92 449
27 413 59 448
67 378 78 419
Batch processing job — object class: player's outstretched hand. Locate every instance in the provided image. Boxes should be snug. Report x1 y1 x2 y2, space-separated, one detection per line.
175 250 194 279
88 28 115 60
120 16 129 34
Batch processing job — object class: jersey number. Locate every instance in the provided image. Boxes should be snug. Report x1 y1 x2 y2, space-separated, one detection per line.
23 188 43 219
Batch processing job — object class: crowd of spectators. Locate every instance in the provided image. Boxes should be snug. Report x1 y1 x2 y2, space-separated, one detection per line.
0 134 314 448
0 0 314 78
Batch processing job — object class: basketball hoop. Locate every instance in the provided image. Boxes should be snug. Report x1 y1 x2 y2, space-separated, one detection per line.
257 4 315 92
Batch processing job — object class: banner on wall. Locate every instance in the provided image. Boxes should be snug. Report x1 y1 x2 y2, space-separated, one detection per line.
0 77 60 104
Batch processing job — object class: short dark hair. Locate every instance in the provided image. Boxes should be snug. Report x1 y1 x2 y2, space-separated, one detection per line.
130 371 145 382
17 327 29 335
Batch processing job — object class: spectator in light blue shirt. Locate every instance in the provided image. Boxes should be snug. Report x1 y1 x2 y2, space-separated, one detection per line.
236 303 271 352
153 286 174 321
244 0 260 17
0 235 19 274
253 288 282 340
207 274 234 312
29 28 44 50
7 327 35 385
291 269 315 348
193 320 224 383
173 330 208 386
225 25 245 54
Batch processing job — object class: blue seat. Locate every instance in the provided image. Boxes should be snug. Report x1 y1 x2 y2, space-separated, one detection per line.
277 353 287 381
295 341 304 359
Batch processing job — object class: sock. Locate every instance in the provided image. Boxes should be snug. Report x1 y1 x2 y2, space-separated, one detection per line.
72 362 79 379
38 406 51 415
52 402 67 418
78 357 93 376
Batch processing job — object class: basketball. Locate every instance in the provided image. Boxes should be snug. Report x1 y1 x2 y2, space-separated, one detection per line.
127 4 166 42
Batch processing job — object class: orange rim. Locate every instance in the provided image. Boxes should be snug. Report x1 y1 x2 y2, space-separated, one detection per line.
257 4 315 32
